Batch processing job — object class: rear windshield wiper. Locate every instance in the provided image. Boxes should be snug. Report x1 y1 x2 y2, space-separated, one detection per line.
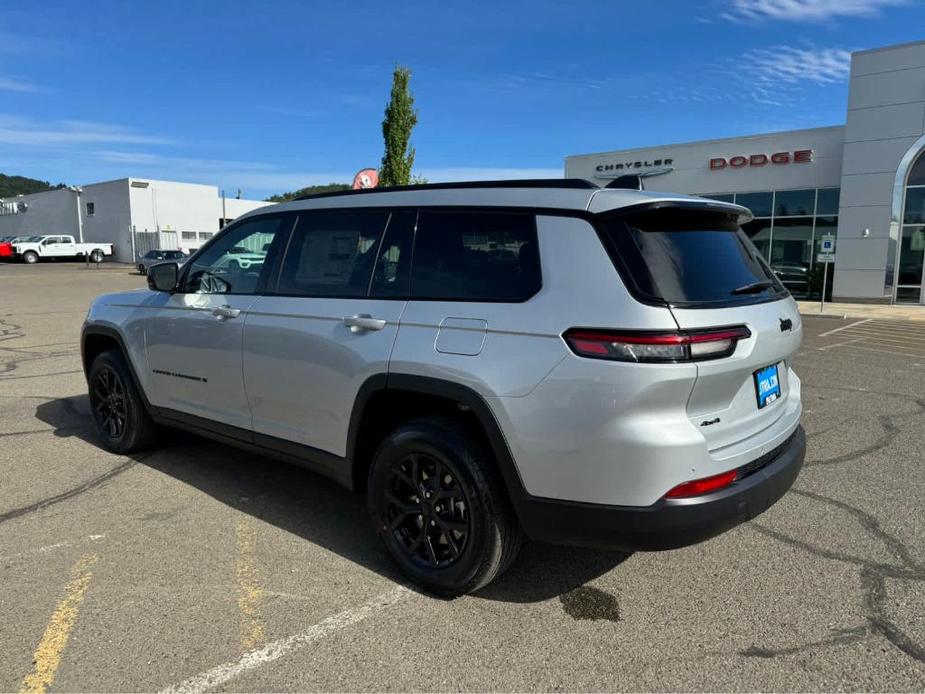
730 280 774 295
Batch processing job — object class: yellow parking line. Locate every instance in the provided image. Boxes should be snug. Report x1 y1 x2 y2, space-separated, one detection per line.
19 553 98 694
235 519 266 651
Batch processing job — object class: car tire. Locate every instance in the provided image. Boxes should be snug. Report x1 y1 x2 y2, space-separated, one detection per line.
90 250 104 263
23 251 37 264
367 417 523 596
87 349 158 454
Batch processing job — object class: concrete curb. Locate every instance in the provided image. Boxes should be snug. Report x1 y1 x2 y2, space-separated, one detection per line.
797 301 925 322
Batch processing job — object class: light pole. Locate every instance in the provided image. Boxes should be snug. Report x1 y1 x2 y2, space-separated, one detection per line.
69 186 84 243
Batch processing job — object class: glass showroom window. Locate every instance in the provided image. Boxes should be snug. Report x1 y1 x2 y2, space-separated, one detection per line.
724 188 839 300
769 217 814 296
898 152 925 302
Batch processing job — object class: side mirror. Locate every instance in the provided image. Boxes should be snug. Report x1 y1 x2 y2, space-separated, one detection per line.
147 262 179 292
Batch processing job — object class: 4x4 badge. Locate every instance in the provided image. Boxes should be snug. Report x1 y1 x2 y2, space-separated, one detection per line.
780 318 793 332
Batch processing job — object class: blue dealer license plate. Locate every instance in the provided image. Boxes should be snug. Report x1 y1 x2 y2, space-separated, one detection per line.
754 364 781 409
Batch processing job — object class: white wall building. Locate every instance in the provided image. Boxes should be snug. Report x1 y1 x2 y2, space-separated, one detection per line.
0 178 271 263
566 39 925 305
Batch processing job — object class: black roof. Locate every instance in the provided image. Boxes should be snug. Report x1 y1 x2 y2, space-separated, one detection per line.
294 178 598 201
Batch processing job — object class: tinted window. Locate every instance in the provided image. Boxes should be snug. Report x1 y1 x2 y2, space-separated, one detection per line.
183 216 285 294
774 189 815 216
736 192 772 218
742 218 771 259
816 188 840 215
599 209 786 307
904 187 925 224
370 211 415 298
411 211 540 301
908 152 925 186
276 210 389 297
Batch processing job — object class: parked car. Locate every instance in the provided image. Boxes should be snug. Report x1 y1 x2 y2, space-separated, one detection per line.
13 235 113 263
137 249 188 275
81 179 805 595
0 235 32 260
771 262 811 297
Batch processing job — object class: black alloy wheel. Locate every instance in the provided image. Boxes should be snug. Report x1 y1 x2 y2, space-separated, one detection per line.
91 366 127 440
385 452 471 568
368 417 523 596
87 348 158 453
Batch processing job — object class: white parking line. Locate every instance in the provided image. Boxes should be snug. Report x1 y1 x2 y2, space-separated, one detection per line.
839 343 925 359
0 535 106 563
160 585 412 694
818 318 871 338
818 338 864 351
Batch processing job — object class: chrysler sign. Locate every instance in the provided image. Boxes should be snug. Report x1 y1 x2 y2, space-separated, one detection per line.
594 158 674 179
710 149 813 170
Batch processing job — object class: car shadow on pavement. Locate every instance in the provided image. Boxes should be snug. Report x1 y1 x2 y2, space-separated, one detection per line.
35 395 632 603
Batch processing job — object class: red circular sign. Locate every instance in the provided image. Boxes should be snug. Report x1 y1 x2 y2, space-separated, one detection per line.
352 168 379 190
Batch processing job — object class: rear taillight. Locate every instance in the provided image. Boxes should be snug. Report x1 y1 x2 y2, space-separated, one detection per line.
562 326 750 363
664 469 737 499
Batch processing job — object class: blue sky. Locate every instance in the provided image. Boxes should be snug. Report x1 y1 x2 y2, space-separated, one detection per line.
2 0 924 199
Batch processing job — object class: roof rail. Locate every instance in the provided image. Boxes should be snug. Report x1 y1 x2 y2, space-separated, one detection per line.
294 178 599 200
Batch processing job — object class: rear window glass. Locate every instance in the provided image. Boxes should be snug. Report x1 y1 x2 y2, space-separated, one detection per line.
599 209 787 307
411 211 540 301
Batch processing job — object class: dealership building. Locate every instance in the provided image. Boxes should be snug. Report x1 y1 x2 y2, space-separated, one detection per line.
0 178 270 263
566 40 925 304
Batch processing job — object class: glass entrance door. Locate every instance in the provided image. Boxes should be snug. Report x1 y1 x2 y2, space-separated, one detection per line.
896 153 925 303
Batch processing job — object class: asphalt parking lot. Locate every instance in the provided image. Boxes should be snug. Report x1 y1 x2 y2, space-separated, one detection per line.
1 262 924 692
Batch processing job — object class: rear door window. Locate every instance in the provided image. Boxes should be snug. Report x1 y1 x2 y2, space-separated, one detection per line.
276 210 390 297
411 210 541 301
599 208 787 307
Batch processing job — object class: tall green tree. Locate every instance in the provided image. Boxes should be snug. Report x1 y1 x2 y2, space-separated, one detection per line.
379 66 418 187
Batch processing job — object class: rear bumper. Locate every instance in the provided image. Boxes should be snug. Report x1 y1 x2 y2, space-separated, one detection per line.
514 426 805 551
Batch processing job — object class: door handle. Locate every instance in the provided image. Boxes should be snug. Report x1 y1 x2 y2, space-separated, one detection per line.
343 314 386 332
211 305 241 320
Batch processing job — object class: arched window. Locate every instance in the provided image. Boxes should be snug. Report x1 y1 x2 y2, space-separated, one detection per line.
897 151 925 302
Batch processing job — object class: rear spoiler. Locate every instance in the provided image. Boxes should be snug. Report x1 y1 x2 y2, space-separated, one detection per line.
588 196 754 224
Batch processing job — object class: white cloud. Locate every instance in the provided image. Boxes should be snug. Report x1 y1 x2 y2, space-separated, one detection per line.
725 0 908 22
0 115 175 146
86 152 563 196
742 46 852 86
0 77 38 92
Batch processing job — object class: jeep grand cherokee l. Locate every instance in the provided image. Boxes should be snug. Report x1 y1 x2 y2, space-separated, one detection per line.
81 179 805 595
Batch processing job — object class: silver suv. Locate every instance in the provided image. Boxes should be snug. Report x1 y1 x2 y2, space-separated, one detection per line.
81 180 805 595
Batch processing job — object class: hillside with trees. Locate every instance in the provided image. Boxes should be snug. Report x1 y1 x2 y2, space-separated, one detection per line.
0 173 66 197
266 183 350 202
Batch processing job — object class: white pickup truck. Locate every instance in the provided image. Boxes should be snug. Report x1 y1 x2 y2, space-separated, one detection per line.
12 235 114 264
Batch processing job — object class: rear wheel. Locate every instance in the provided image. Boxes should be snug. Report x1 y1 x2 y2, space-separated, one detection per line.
90 250 104 263
367 417 522 596
22 251 37 264
88 349 158 453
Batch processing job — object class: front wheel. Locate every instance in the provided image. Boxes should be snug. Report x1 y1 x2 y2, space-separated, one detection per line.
88 349 158 453
367 417 522 596
22 251 37 264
